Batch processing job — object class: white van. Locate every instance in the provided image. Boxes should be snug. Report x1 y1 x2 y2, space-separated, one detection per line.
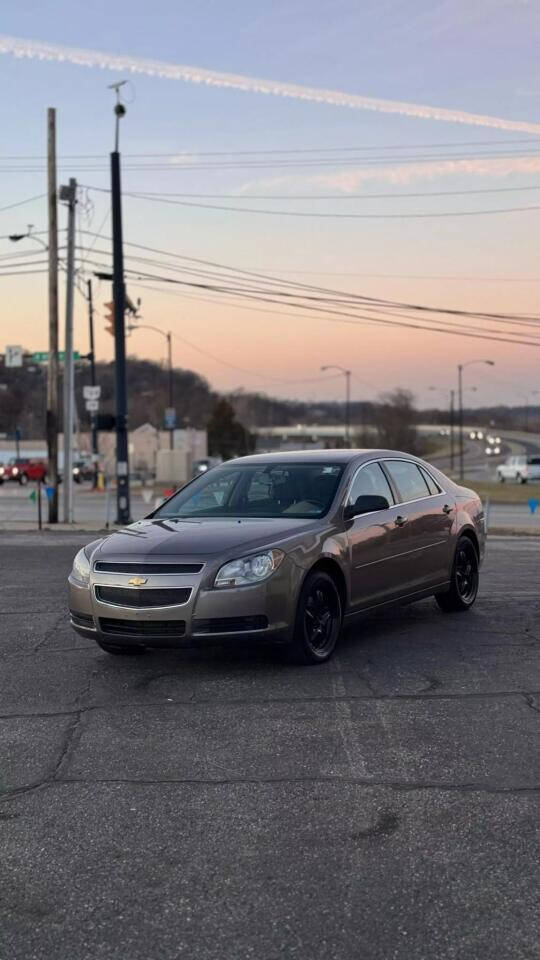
497 455 540 484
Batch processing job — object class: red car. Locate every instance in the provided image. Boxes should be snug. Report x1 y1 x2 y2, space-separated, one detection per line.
0 458 47 485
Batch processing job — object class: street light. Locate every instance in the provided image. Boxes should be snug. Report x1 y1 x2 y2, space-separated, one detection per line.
128 323 174 449
515 390 540 432
9 224 48 252
458 360 495 479
321 365 351 446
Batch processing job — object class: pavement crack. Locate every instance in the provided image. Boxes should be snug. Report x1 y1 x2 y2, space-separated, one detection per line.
52 710 84 780
33 612 66 654
522 693 540 716
49 775 540 796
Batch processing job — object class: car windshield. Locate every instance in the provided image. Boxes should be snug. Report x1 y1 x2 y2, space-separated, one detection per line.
155 462 344 519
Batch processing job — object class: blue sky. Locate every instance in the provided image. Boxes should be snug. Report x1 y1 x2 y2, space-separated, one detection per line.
1 1 540 407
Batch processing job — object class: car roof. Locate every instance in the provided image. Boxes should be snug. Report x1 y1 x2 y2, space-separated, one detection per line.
224 449 422 467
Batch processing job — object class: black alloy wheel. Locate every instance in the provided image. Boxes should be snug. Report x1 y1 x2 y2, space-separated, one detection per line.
436 536 479 613
291 570 342 664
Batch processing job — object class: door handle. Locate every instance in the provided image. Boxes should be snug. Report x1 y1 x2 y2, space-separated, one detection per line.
395 515 408 527
442 504 453 515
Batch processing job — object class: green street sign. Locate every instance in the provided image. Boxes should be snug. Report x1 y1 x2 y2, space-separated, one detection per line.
32 351 81 363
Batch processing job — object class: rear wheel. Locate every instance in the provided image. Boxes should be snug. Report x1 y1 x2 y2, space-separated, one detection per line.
518 474 527 484
290 570 342 664
498 474 505 484
95 638 147 656
436 537 479 613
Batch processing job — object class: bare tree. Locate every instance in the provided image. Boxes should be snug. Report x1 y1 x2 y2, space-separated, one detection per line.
374 388 419 453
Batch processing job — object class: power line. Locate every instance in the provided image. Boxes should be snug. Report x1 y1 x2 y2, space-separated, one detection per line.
0 193 46 214
122 192 540 220
3 136 540 159
83 183 540 201
76 230 540 325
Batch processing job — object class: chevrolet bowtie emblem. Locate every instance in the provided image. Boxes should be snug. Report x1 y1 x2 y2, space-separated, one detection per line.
128 577 147 586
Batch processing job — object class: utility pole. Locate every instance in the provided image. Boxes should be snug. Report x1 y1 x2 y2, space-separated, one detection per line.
345 369 351 446
458 364 464 481
60 178 77 524
46 108 59 523
110 83 131 525
87 279 99 487
449 389 455 473
167 331 174 450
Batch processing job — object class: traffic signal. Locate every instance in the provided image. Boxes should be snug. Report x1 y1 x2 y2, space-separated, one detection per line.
104 301 115 336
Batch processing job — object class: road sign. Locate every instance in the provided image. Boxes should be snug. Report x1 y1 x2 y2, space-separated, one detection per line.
31 350 80 363
164 407 177 430
85 399 99 412
5 345 23 367
83 385 101 401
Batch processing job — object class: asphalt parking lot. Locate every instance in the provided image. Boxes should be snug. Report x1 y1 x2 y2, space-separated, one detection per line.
1 534 539 960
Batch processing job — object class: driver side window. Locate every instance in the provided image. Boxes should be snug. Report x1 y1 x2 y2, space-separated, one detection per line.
348 462 395 507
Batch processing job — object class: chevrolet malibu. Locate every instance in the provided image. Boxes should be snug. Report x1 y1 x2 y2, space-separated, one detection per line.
68 450 486 664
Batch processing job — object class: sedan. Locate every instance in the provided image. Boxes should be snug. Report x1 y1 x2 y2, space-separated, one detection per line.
68 449 486 664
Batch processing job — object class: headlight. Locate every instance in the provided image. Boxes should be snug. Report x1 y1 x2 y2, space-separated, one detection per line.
73 467 80 475
71 547 91 584
0 467 4 476
12 467 18 475
214 549 284 588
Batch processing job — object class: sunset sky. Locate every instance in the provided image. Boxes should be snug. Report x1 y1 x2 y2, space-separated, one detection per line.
2 0 540 410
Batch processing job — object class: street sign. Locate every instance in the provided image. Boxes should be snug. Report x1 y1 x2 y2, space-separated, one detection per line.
85 399 99 412
83 385 101 401
164 407 177 430
32 350 80 363
5 345 23 367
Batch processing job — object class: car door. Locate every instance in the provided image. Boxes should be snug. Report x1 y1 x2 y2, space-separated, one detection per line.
346 460 413 611
382 459 454 593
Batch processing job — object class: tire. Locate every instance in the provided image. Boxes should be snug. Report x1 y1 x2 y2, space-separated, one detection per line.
18 473 28 486
290 570 342 664
498 474 505 484
95 638 147 655
436 537 479 613
519 475 528 484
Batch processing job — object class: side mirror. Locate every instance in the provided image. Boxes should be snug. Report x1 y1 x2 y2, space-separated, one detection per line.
344 494 390 521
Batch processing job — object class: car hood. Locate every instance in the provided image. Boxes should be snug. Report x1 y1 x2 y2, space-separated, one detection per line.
96 516 318 559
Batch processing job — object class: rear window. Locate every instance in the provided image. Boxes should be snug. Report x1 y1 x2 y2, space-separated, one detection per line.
384 460 431 503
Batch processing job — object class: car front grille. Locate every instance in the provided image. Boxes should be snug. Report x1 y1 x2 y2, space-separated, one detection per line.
99 618 186 638
192 615 268 634
95 586 191 608
94 562 203 574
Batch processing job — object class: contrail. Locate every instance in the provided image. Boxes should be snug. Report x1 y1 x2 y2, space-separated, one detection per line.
1 33 540 135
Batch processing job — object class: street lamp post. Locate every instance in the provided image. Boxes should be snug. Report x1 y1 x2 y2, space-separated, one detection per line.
128 324 174 448
458 360 494 480
515 391 540 432
321 365 351 446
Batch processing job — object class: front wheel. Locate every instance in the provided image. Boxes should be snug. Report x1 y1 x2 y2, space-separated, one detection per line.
290 570 342 664
95 638 147 656
18 473 28 486
436 537 479 613
498 474 505 484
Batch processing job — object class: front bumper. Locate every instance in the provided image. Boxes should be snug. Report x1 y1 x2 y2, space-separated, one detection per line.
68 556 301 648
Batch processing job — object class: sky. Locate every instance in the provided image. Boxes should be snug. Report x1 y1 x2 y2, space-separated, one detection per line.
1 0 540 411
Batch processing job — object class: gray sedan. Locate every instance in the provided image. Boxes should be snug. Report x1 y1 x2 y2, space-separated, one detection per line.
68 449 486 664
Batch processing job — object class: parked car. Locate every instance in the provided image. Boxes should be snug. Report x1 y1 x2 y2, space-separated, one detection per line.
69 449 486 664
0 458 47 485
496 455 540 484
